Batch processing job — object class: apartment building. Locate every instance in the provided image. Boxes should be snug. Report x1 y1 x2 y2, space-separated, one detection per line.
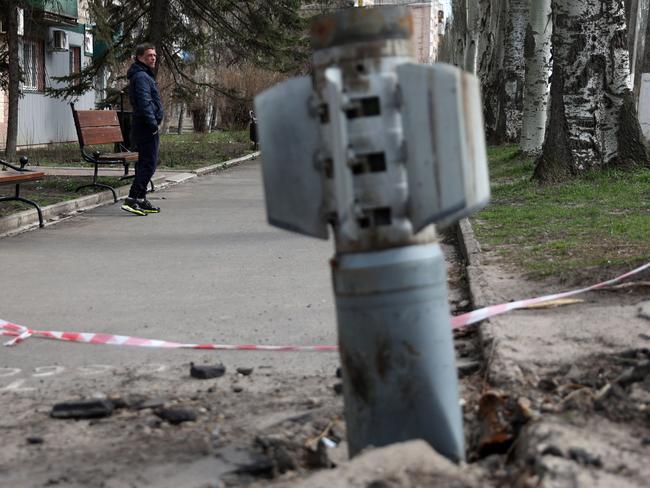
0 0 97 149
356 0 447 64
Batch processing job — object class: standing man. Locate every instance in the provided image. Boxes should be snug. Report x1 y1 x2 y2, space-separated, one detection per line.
122 43 164 216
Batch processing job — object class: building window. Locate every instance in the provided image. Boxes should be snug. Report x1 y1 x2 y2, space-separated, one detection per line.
69 46 81 85
22 38 45 91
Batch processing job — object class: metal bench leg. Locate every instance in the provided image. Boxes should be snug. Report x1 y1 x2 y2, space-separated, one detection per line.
0 195 44 227
75 183 118 203
75 164 118 203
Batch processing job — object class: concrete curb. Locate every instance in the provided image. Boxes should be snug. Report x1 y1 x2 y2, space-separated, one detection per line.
0 151 259 238
454 218 525 386
193 152 260 176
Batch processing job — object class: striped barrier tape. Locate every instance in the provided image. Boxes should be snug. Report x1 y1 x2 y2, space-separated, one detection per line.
0 321 337 352
450 261 650 329
1 262 648 351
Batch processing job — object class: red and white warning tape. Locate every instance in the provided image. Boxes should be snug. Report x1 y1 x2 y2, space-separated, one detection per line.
1 262 648 351
450 261 650 329
0 321 337 352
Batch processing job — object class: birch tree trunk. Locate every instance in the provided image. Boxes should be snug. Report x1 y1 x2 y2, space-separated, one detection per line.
520 0 552 155
535 0 648 182
440 0 467 67
465 0 481 73
631 0 650 101
499 0 530 143
478 0 507 142
4 1 20 161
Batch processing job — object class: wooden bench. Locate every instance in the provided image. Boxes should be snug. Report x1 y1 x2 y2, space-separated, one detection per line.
70 102 140 203
0 157 46 228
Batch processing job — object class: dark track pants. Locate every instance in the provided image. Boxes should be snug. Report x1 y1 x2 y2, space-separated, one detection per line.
129 130 160 199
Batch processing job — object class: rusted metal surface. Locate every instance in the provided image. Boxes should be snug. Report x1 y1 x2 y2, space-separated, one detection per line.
477 390 529 456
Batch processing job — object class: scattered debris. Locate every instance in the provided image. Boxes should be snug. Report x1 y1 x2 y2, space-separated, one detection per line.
26 436 44 445
190 362 226 379
560 388 595 411
638 301 650 320
537 377 558 392
236 367 254 376
457 358 481 377
305 438 334 469
232 455 274 478
614 360 650 387
50 399 115 420
154 407 198 425
129 396 166 410
568 447 603 468
521 298 584 309
333 383 343 395
476 390 529 457
255 435 297 474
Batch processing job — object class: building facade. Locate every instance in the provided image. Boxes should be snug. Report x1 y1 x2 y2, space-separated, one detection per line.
357 0 446 64
0 0 97 149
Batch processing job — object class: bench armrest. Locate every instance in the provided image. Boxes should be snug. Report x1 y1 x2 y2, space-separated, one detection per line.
0 157 30 172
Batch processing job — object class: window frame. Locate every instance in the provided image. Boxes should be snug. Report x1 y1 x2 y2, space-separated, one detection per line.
69 45 81 86
21 37 45 92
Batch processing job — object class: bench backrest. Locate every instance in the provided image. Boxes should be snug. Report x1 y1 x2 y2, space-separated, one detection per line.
71 104 124 148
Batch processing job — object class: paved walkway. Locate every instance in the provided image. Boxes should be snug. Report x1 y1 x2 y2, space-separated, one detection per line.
0 161 339 385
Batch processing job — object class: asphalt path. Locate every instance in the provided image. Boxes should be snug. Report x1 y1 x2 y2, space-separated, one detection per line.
0 161 339 390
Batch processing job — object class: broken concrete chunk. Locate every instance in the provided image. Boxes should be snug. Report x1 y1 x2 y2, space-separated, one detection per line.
614 360 650 387
638 301 650 321
293 440 482 487
190 362 226 379
127 396 167 410
155 407 198 425
568 447 603 468
51 399 115 420
236 367 254 376
457 358 481 378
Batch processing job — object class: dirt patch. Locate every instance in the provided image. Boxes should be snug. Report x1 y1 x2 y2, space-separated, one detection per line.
0 366 346 487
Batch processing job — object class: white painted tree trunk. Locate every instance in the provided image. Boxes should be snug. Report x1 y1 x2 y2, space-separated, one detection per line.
446 0 467 67
536 0 648 180
464 0 481 73
500 0 530 142
520 0 552 155
630 0 650 101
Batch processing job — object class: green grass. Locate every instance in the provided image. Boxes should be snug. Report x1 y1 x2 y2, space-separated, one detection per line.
471 145 650 283
19 130 252 170
0 176 127 218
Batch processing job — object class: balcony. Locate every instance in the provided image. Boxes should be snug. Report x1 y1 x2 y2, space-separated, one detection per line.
29 0 78 26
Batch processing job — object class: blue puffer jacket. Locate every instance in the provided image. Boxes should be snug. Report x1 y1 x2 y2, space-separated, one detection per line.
127 61 164 133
